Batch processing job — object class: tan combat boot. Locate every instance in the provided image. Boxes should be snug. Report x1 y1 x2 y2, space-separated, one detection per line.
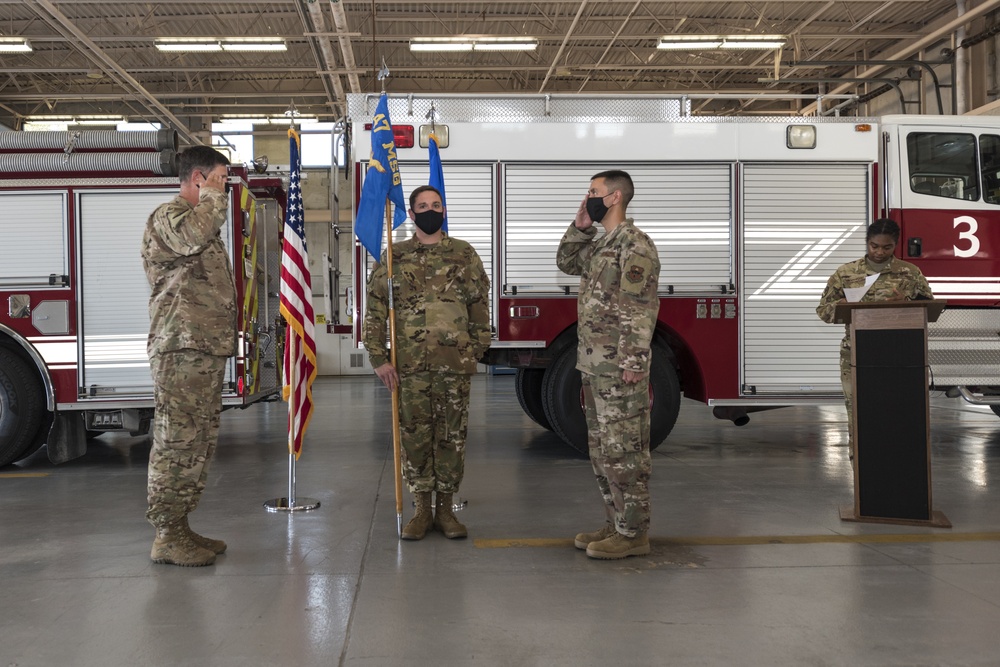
401 491 434 540
180 515 227 555
585 532 651 560
151 521 217 566
574 523 617 550
433 492 468 539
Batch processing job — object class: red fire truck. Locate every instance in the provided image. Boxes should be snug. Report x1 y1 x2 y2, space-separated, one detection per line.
346 94 1000 452
0 130 287 467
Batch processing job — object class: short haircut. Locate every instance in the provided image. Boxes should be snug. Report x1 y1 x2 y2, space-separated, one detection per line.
591 169 635 208
178 146 230 183
867 218 901 242
409 184 443 210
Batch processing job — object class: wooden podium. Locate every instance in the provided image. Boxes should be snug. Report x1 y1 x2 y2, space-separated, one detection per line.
833 300 951 527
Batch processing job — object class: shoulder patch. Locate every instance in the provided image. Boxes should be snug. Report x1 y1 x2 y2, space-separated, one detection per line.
621 255 654 295
626 264 645 284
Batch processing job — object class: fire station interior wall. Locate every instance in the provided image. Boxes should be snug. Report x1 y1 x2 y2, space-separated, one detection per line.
77 190 235 394
0 192 67 285
741 163 870 394
503 163 733 294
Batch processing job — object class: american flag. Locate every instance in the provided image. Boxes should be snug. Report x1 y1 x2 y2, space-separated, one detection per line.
279 127 316 458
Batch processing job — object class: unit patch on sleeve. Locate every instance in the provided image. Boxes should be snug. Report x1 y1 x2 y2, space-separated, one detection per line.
622 255 653 295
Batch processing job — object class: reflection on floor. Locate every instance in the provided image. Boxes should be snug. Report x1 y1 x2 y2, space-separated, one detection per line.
4 376 1000 666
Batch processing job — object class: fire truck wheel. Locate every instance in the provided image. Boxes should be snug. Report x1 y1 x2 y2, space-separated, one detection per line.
542 344 681 455
541 348 588 453
514 368 552 430
648 344 681 448
0 347 47 467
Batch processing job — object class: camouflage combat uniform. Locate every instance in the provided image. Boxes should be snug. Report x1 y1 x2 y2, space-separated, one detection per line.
362 235 491 493
142 187 235 527
557 219 660 537
816 255 933 451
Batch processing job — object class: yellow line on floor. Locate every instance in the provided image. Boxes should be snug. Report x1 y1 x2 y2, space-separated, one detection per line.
474 532 1000 549
0 472 50 478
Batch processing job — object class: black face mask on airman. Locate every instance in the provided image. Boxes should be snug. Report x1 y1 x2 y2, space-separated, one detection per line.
414 209 445 234
586 195 610 223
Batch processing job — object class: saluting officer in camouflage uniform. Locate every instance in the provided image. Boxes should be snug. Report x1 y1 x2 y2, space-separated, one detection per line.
363 185 491 540
557 170 661 560
142 146 235 567
816 218 933 459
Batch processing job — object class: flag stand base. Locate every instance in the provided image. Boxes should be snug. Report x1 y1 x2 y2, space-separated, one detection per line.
264 453 319 513
264 497 320 512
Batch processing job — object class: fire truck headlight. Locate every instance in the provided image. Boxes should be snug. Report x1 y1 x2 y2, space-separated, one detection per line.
786 125 816 149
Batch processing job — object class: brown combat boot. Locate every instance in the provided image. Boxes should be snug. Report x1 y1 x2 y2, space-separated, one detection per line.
401 491 434 540
585 532 651 560
151 521 217 566
433 492 468 539
180 515 227 555
574 523 617 550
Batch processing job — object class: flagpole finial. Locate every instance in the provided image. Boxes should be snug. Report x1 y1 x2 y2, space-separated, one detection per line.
284 100 301 132
425 102 438 133
377 57 390 93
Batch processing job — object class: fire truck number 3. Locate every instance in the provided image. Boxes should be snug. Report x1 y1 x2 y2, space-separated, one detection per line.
954 215 981 258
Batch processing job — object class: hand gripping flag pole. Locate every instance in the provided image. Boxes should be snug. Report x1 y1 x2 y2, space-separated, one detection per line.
266 122 319 513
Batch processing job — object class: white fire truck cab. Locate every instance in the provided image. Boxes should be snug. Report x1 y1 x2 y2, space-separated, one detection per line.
347 94 1000 453
0 130 287 467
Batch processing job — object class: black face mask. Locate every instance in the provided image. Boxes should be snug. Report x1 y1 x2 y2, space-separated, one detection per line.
586 195 609 223
414 209 445 235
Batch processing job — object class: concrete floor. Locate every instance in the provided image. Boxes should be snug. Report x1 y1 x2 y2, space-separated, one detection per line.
4 375 1000 666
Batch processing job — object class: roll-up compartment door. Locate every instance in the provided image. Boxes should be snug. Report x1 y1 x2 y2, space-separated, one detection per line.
77 189 234 396
503 163 733 294
742 163 870 394
0 192 68 287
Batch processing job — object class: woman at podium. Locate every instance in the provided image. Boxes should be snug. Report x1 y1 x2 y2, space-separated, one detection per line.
816 218 934 458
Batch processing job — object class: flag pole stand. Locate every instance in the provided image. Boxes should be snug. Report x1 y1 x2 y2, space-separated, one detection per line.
265 279 319 513
264 452 320 512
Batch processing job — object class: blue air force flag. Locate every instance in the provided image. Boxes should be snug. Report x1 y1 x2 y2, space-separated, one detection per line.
354 93 407 258
428 133 447 233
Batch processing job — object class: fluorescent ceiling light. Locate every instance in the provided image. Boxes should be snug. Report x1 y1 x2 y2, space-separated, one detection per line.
220 38 287 52
410 36 536 52
472 37 537 52
721 40 786 50
658 34 785 51
410 39 474 52
658 40 723 50
74 116 126 125
156 38 222 52
0 37 32 53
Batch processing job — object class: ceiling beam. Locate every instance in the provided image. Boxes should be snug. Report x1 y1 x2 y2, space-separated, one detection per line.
28 0 200 144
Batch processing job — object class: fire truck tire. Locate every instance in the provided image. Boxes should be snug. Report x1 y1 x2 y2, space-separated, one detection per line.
541 344 680 455
991 405 1000 419
0 348 47 467
541 348 588 453
514 368 552 430
648 345 681 448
